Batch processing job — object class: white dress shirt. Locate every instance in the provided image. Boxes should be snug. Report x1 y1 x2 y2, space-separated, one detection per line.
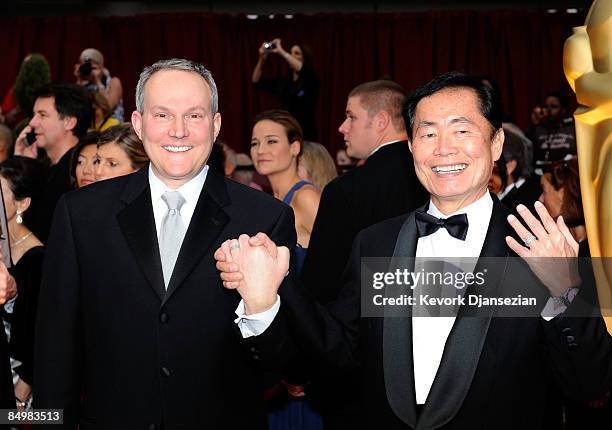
413 192 493 404
148 165 209 240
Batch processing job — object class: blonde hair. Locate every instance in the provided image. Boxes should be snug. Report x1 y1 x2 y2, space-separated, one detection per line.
299 141 337 190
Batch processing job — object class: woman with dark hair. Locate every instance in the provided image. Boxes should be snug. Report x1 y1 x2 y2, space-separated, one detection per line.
0 155 45 411
94 123 148 182
252 39 320 140
70 131 100 188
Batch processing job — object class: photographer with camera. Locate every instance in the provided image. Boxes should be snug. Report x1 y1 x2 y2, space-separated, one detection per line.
74 48 124 121
252 38 320 140
527 90 576 169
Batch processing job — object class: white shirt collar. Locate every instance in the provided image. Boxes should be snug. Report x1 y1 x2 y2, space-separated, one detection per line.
418 191 494 258
149 165 208 203
368 140 402 157
148 165 209 237
427 191 493 221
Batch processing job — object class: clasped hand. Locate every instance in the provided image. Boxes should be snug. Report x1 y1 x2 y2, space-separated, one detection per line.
215 233 290 315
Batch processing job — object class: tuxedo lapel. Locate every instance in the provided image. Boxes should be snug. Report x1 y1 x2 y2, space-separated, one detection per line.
162 168 230 306
383 209 420 429
417 196 511 429
117 168 165 301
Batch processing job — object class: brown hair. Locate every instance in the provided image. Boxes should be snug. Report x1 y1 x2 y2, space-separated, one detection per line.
543 158 583 227
253 109 303 157
97 123 148 170
349 80 406 131
299 141 337 190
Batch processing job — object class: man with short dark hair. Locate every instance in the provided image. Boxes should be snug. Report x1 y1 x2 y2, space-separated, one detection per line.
302 80 427 304
218 72 610 429
499 132 542 211
14 83 93 242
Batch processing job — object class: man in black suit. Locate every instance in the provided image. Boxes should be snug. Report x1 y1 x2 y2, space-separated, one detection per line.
34 59 295 429
217 72 611 429
301 80 427 304
499 131 542 211
14 83 92 243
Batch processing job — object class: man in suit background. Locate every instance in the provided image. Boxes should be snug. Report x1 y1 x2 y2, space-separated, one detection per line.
297 80 426 426
14 83 92 243
301 80 427 304
499 131 543 212
34 59 295 429
217 72 611 429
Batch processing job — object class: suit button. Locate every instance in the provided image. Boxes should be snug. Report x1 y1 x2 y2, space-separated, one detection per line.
159 313 169 323
161 366 171 377
566 335 575 343
561 327 572 335
568 342 578 351
249 347 258 353
148 425 158 430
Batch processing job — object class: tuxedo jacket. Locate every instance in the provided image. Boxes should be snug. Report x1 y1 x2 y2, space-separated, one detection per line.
34 166 296 430
501 176 543 213
263 197 611 429
301 141 428 303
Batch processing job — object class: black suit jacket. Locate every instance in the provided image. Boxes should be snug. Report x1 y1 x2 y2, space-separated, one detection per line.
301 141 427 303
27 148 75 244
34 166 296 430
501 175 543 213
265 197 611 429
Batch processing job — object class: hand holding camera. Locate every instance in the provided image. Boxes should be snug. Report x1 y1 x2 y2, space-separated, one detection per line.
258 38 284 58
74 58 104 87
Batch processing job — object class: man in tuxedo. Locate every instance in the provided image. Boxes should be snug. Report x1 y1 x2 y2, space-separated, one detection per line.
218 72 611 429
499 131 542 211
34 59 295 429
14 83 92 243
301 80 427 304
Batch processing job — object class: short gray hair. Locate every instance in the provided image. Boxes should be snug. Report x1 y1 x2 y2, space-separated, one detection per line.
135 58 219 115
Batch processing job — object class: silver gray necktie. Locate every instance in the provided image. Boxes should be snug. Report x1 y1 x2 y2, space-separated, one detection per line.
160 191 186 288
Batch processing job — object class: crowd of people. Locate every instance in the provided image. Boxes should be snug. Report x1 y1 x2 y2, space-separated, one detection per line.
0 40 608 430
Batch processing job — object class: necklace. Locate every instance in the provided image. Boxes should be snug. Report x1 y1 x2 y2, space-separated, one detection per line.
11 231 33 248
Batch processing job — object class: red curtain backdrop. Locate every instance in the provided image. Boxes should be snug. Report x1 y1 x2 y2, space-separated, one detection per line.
0 10 585 155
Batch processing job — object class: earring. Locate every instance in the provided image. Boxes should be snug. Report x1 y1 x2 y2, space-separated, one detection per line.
16 210 23 224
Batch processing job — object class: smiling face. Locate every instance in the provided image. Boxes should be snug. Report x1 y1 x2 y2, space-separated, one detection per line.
131 69 221 189
338 96 377 159
75 143 98 187
250 119 300 177
410 87 503 214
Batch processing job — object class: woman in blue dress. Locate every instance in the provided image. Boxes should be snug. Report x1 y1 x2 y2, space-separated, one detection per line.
250 109 320 273
250 109 323 429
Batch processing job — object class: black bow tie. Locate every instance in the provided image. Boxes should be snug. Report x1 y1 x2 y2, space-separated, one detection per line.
415 211 469 241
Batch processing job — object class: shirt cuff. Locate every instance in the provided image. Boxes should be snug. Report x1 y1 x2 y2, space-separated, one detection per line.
540 287 579 321
234 295 281 338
